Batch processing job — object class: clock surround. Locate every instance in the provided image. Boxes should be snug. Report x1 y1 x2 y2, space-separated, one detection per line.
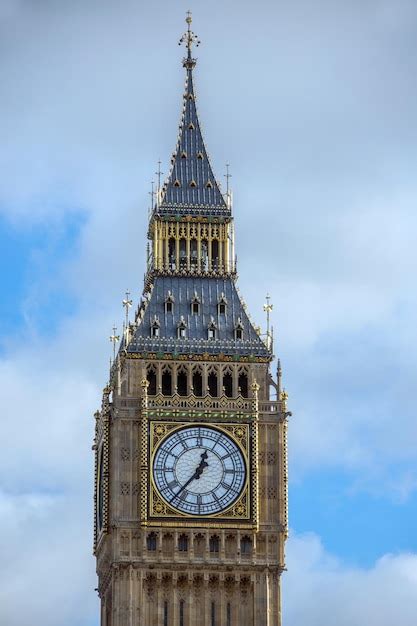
148 420 253 522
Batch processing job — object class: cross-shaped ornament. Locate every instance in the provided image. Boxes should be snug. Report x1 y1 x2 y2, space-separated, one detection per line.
109 325 120 360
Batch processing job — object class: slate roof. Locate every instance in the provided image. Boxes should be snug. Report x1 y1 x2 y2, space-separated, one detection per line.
127 276 270 358
156 52 230 217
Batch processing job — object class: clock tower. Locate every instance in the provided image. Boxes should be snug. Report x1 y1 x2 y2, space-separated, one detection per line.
94 14 289 626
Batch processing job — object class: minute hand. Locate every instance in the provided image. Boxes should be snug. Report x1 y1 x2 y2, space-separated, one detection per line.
171 452 209 502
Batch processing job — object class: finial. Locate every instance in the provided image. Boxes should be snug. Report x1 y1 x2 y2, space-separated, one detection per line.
149 180 155 211
225 163 232 198
155 160 163 208
109 325 120 361
280 388 289 412
122 290 133 328
277 359 282 395
263 294 273 350
179 11 200 69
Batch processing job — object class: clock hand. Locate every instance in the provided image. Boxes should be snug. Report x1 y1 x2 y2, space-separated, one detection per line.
170 450 209 502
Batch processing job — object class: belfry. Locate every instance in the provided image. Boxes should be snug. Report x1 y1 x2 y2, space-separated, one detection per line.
94 13 289 626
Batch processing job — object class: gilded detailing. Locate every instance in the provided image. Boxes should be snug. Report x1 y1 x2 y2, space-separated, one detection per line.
126 352 271 363
93 387 111 552
140 379 149 523
251 382 260 530
282 417 289 538
93 411 99 551
151 218 234 276
148 421 252 521
94 14 289 626
279 389 291 540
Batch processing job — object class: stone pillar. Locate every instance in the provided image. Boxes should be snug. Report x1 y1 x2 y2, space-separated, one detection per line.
220 530 226 561
174 530 179 562
186 223 190 271
203 576 210 626
172 574 179 626
165 234 169 270
254 571 268 626
175 224 180 269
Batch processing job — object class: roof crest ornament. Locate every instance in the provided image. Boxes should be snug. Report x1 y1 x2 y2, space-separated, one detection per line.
179 11 200 69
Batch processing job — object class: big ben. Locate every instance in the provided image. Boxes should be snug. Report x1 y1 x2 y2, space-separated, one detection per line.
93 13 289 626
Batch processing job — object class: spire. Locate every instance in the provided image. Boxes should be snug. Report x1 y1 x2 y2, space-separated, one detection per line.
157 13 229 217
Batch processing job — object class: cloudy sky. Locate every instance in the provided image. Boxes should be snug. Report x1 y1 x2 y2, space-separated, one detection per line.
1 0 416 624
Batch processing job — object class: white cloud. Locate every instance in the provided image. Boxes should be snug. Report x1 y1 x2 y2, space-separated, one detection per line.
1 1 417 623
284 532 417 626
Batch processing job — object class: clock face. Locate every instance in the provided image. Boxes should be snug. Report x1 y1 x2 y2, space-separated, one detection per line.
152 425 247 516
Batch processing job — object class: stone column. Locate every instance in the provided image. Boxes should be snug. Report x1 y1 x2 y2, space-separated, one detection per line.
220 530 226 561
172 574 179 626
254 571 268 626
186 223 190 271
203 575 210 626
175 224 180 269
165 233 169 270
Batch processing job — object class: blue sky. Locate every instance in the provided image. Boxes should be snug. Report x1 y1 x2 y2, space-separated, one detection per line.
1 0 417 624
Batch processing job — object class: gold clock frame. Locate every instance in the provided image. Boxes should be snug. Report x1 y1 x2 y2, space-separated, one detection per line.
147 420 254 524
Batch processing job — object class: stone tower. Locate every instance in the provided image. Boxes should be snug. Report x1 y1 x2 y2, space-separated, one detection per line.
93 14 289 626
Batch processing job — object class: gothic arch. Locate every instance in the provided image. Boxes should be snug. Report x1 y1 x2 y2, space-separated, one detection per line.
161 365 172 396
147 365 157 396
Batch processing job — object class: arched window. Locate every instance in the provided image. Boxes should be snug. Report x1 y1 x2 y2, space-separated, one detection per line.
147 367 157 396
194 533 205 558
211 601 216 626
190 239 198 269
238 372 248 398
209 535 220 553
177 368 188 396
150 316 160 338
165 291 174 313
177 317 187 339
180 600 185 626
191 292 200 315
162 533 174 555
225 534 236 558
147 532 157 551
218 293 227 315
235 318 244 340
192 369 203 397
179 238 187 269
164 601 168 626
168 238 176 270
178 534 188 552
211 239 219 270
162 369 172 396
201 239 208 271
223 371 233 398
208 319 217 340
208 372 218 397
241 535 252 556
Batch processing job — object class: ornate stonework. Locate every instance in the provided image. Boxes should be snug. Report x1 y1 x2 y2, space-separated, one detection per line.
93 13 288 626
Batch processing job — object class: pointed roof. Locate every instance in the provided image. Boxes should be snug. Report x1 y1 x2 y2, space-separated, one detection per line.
157 17 230 218
127 275 270 359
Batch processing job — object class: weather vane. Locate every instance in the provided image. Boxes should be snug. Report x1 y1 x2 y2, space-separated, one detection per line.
109 325 120 361
122 290 133 327
179 11 200 65
263 294 273 350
